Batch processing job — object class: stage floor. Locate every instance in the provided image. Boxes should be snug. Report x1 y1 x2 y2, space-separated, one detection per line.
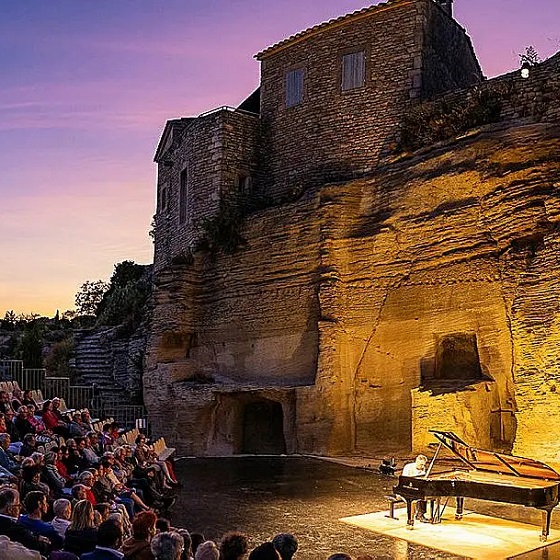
341 506 560 559
172 457 560 560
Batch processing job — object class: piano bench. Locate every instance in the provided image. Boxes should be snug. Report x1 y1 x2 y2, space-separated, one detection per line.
385 494 405 519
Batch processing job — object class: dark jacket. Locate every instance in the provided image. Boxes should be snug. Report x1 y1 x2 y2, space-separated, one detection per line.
122 537 155 560
63 527 98 556
0 513 49 555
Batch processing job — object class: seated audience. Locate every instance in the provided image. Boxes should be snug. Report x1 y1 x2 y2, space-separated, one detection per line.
0 534 42 560
0 487 49 556
248 542 280 560
18 490 63 550
0 432 20 474
0 391 14 414
194 541 219 560
21 391 38 410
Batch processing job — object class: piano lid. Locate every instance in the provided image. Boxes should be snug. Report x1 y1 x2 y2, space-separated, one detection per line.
429 430 560 481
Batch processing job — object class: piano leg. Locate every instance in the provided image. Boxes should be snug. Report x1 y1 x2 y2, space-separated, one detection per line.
455 496 464 520
540 507 553 542
430 498 442 524
406 499 415 530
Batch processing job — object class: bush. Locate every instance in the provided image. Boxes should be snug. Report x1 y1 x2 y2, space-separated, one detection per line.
199 196 246 254
398 87 505 152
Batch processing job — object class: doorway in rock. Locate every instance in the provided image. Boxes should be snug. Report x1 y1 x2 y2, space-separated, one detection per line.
241 400 286 454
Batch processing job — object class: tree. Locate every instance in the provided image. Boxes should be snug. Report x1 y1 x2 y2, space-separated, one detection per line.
519 46 540 67
1 310 18 331
75 280 110 316
96 261 151 328
16 322 44 368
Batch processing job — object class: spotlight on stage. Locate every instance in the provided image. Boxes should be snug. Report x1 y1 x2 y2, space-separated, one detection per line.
379 457 397 475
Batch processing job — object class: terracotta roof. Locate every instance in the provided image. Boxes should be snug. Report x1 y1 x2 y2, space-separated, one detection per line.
255 0 410 60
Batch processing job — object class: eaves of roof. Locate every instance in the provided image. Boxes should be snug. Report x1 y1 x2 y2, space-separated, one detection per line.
255 0 412 60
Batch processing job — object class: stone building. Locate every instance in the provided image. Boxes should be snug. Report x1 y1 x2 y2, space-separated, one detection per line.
146 0 560 461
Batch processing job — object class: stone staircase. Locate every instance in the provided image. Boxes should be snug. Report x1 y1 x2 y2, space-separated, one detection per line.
70 327 139 413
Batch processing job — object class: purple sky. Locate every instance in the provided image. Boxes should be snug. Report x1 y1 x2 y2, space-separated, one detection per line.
1 0 559 316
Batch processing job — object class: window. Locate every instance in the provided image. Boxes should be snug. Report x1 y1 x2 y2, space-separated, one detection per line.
160 184 168 213
179 168 188 224
237 174 251 195
285 68 304 107
341 51 365 91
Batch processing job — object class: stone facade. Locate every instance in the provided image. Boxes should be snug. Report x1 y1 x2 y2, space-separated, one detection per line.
154 109 259 270
256 0 482 201
146 0 560 462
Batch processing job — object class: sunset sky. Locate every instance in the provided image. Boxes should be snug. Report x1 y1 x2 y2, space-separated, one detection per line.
1 0 559 317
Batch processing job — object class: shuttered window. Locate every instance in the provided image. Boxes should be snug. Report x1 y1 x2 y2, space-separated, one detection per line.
179 168 188 224
285 68 304 107
341 51 366 91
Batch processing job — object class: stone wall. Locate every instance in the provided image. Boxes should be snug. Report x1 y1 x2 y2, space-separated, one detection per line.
256 0 481 202
420 0 483 96
145 117 560 460
153 109 259 271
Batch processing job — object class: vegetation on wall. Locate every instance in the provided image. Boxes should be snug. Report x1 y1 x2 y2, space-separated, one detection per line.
398 86 505 152
199 195 246 254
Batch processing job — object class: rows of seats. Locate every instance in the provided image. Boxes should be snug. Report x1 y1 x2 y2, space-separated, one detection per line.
0 379 171 460
0 380 21 394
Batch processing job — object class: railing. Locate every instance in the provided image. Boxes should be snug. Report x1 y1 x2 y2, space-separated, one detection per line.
43 376 70 401
68 386 94 410
0 360 23 382
21 368 47 391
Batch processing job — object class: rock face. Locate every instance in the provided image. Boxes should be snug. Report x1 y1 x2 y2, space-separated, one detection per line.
145 118 560 460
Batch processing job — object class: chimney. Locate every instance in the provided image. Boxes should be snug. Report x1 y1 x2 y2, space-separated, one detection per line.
436 0 453 16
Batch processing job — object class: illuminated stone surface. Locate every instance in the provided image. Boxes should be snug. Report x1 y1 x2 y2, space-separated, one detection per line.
145 120 560 460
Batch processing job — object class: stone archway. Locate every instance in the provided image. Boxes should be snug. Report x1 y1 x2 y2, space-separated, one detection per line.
242 399 286 454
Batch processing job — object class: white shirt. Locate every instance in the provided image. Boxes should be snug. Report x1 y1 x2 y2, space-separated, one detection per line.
402 462 426 477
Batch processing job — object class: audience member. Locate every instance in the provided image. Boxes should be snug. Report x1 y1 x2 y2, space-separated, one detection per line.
81 519 124 560
0 487 49 555
50 498 72 538
151 531 184 560
122 510 157 560
194 541 219 560
19 490 64 549
272 533 298 560
63 499 98 556
219 531 249 560
190 533 204 556
0 534 42 560
248 542 280 560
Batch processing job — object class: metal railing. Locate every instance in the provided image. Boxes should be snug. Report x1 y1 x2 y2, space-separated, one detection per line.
0 360 23 382
21 369 47 391
43 376 70 401
68 386 94 410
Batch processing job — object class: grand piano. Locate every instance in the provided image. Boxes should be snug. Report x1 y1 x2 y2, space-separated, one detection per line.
393 430 560 540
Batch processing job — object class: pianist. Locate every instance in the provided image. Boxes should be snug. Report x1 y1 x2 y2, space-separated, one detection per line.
402 455 429 522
